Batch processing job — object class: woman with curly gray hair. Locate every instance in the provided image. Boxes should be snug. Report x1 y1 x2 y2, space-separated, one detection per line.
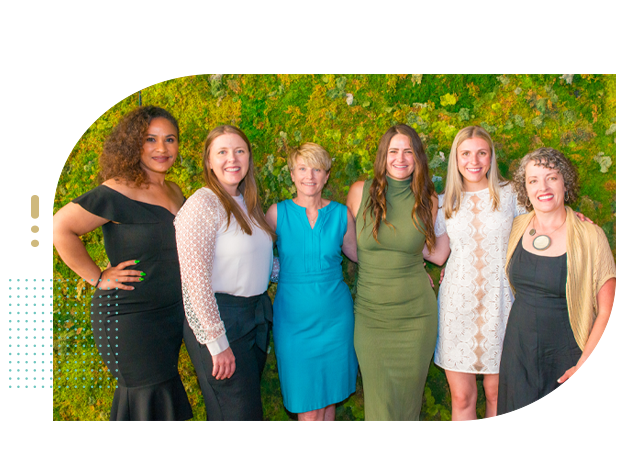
497 147 616 414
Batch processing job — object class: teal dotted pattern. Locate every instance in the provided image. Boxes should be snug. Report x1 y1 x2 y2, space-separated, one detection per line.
51 278 120 392
7 278 53 389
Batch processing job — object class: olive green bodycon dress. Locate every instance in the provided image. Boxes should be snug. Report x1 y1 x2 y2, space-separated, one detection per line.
354 177 438 420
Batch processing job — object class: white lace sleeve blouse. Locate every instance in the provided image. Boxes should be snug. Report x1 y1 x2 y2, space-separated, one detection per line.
174 187 273 355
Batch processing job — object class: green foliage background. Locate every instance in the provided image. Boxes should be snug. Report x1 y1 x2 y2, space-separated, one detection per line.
53 74 616 420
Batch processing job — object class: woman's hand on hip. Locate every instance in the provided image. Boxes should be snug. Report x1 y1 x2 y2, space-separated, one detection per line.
97 259 144 290
212 346 236 380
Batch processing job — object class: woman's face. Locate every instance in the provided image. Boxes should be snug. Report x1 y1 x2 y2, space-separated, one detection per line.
290 156 330 199
140 117 179 175
525 161 567 214
207 132 250 196
386 133 415 180
457 137 491 191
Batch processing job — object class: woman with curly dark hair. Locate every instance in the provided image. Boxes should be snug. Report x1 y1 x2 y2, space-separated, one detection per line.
497 147 616 414
53 105 193 420
346 124 439 420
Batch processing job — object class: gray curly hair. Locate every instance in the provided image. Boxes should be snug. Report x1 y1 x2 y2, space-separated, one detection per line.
512 147 579 211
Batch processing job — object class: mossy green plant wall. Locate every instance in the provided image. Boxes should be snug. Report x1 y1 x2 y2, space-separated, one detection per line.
53 74 615 420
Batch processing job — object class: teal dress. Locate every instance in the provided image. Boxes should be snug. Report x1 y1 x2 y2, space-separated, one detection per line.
273 200 358 413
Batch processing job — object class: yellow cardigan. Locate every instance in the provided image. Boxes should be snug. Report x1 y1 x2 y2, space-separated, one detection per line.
505 206 616 350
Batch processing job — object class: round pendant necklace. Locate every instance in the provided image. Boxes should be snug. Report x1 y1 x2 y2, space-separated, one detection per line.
528 215 567 251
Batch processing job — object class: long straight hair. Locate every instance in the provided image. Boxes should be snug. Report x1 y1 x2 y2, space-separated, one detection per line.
362 124 436 252
202 125 275 239
443 126 505 220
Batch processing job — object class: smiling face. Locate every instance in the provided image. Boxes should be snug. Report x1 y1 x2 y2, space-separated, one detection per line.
386 133 416 180
456 137 491 191
525 160 567 214
207 132 250 196
290 156 330 199
140 117 179 175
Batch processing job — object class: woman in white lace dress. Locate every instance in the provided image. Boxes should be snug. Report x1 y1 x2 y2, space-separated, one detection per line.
423 126 526 420
174 125 277 420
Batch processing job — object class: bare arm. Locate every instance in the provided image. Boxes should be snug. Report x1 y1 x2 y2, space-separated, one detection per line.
53 202 143 289
558 277 616 383
265 203 278 232
423 193 451 265
423 232 451 266
346 181 365 220
265 204 280 282
342 207 358 262
53 202 109 286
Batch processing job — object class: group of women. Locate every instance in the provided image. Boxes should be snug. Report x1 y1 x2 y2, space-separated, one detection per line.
53 105 616 421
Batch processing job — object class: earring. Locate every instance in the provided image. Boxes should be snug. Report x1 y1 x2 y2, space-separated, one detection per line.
564 191 569 201
526 197 531 208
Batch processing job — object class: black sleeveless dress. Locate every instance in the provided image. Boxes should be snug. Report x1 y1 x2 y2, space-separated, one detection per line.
72 185 192 420
497 238 582 414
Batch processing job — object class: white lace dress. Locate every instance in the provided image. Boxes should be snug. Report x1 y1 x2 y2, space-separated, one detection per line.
434 183 527 374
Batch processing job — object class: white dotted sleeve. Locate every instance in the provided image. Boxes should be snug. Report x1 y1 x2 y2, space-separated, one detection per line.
174 190 229 354
435 194 447 237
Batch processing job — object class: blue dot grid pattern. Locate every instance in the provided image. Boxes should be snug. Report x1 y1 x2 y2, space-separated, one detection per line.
6 278 54 389
47 277 119 392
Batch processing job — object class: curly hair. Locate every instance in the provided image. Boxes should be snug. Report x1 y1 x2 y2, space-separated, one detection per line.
512 147 579 211
362 124 436 251
98 106 179 186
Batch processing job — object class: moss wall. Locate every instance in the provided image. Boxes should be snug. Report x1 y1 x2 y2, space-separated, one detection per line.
53 74 616 420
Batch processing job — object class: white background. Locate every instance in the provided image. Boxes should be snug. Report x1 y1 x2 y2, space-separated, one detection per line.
0 1 625 448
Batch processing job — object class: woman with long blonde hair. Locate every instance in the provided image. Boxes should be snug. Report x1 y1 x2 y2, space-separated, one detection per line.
423 125 523 420
346 123 439 420
174 125 276 420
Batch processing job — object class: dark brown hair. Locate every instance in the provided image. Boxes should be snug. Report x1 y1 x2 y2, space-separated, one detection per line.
363 124 436 251
512 147 579 211
202 125 275 239
98 106 179 186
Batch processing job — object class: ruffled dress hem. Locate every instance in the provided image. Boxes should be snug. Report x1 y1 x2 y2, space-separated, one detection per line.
110 375 193 421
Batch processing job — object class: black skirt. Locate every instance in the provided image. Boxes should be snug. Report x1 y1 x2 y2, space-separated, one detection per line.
497 238 582 414
183 291 272 421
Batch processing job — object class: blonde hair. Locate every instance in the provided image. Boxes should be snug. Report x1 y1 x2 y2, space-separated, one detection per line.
443 126 505 220
202 125 275 239
288 142 332 172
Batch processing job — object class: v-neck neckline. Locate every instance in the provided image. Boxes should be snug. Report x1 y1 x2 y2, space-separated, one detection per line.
288 199 332 230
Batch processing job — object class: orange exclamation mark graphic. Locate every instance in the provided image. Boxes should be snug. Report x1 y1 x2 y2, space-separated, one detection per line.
31 195 39 247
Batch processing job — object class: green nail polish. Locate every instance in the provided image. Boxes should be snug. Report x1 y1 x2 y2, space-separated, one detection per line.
139 277 144 281
134 260 140 264
140 272 146 276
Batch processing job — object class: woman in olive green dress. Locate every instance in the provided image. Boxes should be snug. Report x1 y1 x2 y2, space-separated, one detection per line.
346 124 440 420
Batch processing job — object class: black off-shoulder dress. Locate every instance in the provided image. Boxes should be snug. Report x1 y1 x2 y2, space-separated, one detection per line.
73 185 192 421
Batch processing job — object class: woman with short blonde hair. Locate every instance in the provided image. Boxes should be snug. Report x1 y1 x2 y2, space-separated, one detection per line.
267 142 358 421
